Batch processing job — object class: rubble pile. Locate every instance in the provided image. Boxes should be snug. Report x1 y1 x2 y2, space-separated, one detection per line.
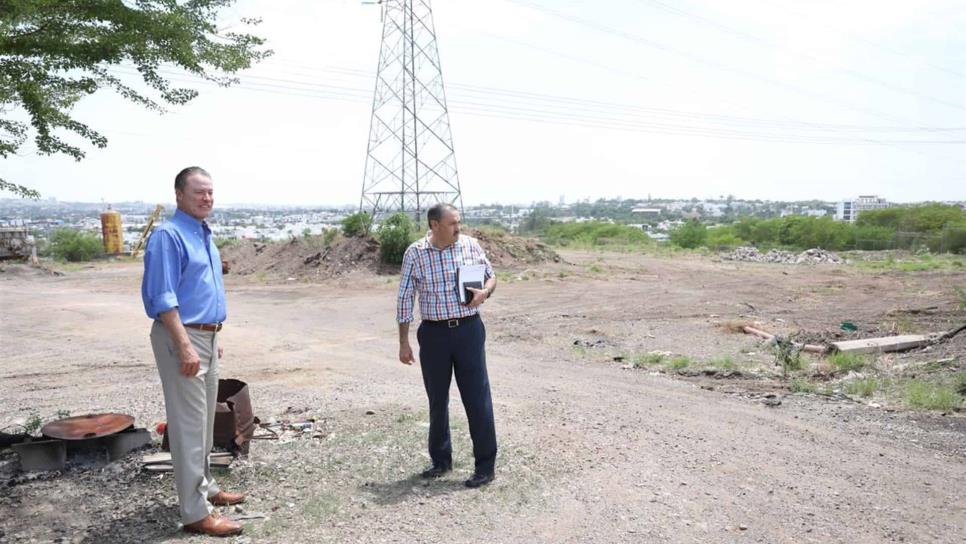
721 246 844 265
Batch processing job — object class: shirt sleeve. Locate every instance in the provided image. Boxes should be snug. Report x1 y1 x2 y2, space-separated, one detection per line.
396 245 417 323
141 229 182 319
475 239 494 280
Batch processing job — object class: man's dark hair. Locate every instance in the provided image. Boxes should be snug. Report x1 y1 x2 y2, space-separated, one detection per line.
175 166 211 190
427 203 458 228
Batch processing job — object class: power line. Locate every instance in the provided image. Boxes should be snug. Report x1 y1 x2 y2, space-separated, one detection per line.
507 0 964 128
257 61 966 133
104 66 966 145
634 0 966 112
756 0 966 80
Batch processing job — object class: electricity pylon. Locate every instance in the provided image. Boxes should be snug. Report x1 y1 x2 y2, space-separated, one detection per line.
359 0 463 222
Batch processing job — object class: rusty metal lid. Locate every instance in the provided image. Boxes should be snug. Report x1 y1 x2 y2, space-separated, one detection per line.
42 413 134 440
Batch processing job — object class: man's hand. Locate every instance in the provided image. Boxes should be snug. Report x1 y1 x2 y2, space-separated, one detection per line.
466 287 488 308
178 345 201 377
218 346 224 359
399 343 415 365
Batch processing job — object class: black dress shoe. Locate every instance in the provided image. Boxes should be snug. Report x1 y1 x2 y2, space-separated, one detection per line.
420 464 452 479
464 472 494 488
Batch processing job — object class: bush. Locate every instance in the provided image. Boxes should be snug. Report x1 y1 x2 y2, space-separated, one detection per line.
542 221 651 247
48 228 103 262
705 227 746 250
341 212 372 237
669 219 707 249
377 213 417 265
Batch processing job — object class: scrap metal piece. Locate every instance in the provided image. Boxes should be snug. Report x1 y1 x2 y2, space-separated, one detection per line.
42 413 134 441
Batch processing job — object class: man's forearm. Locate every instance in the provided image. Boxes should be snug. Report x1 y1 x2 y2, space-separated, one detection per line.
158 308 191 352
485 277 497 298
398 322 411 346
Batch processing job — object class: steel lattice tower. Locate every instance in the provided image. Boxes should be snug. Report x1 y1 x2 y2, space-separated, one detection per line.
359 0 463 221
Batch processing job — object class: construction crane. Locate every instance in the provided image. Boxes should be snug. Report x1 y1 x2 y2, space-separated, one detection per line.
130 204 164 258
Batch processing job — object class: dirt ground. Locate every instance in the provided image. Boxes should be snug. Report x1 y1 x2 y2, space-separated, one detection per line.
0 250 964 543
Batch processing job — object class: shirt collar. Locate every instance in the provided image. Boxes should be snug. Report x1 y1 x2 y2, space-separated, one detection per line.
422 232 460 252
172 208 209 232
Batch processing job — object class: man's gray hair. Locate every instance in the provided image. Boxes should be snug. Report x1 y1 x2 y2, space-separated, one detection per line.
427 202 458 228
175 166 211 190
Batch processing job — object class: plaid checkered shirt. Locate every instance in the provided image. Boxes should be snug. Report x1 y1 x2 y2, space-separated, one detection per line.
396 233 494 323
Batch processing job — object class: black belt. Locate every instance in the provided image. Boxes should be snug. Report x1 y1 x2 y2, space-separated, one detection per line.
422 313 479 329
184 322 223 332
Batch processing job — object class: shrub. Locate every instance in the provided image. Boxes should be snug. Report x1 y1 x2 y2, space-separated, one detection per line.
542 221 651 247
633 352 665 368
669 219 707 249
48 228 103 262
377 213 417 265
773 338 804 376
341 212 372 237
704 227 745 250
666 356 691 371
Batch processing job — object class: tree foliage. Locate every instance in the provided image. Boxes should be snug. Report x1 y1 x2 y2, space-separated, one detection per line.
0 0 271 198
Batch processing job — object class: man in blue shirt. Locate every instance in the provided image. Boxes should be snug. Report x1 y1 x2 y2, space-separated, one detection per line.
141 166 244 537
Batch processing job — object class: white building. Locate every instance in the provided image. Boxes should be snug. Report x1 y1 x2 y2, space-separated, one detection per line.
836 195 890 222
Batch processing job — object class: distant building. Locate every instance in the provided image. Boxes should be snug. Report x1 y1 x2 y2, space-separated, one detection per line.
631 207 662 216
836 195 890 222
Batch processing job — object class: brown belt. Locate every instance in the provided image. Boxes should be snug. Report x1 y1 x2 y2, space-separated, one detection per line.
184 323 223 332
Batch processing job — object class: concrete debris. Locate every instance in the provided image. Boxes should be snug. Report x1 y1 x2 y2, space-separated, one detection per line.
721 246 844 264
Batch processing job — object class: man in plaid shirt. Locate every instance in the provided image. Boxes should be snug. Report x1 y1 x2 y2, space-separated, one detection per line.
397 203 499 488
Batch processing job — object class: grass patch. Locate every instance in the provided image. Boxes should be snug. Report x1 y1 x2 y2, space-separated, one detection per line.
828 352 867 373
587 264 604 273
632 352 665 368
706 356 738 372
665 356 691 372
852 254 966 272
789 378 817 394
845 377 879 398
905 380 962 411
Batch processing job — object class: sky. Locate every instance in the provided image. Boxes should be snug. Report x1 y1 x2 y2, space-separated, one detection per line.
3 0 966 206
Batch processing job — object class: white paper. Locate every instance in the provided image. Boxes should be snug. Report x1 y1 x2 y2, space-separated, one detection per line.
457 264 487 304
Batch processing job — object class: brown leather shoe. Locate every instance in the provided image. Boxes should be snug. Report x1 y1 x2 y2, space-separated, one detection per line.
184 514 243 537
209 490 246 506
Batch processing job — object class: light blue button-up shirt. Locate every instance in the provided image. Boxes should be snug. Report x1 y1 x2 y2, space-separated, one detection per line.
141 209 227 324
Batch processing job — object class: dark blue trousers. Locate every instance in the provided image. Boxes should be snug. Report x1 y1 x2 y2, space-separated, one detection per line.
417 316 497 475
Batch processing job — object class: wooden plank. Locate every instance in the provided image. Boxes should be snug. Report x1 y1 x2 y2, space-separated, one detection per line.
831 335 930 354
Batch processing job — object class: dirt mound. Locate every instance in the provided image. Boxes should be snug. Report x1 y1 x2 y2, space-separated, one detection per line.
466 228 560 268
221 230 559 281
222 236 383 280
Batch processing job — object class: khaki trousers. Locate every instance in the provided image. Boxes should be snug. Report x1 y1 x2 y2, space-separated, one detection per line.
150 320 221 524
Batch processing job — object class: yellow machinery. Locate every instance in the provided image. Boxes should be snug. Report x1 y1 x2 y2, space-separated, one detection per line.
130 205 164 258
